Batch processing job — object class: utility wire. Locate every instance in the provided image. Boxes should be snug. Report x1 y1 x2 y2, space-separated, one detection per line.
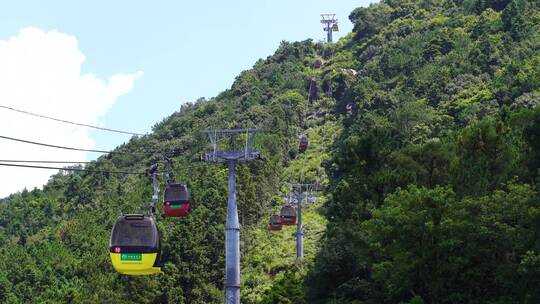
0 162 147 175
0 104 145 136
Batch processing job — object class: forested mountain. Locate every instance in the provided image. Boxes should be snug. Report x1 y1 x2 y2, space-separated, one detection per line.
1 0 540 303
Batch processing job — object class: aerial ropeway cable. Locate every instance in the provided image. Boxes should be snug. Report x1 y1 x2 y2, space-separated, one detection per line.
0 159 93 164
0 104 187 160
0 104 145 136
0 134 164 155
0 162 147 175
0 134 117 154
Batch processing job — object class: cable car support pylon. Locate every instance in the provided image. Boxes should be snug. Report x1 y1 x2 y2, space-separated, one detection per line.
320 14 338 43
200 128 261 304
288 183 320 258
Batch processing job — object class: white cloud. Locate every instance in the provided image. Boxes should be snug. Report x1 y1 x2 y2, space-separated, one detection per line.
0 27 143 198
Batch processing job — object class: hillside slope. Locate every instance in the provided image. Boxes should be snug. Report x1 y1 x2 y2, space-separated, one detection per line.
306 0 540 303
1 0 540 303
0 37 337 303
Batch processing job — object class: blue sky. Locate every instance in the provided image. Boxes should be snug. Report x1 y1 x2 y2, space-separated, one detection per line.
0 0 374 158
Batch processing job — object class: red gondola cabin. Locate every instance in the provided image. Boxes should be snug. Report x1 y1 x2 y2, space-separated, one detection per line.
280 206 297 225
163 183 191 217
299 135 308 152
268 214 283 231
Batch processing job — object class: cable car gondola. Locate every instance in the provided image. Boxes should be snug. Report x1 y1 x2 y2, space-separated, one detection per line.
163 183 191 217
280 205 297 225
110 214 161 275
268 214 283 231
299 135 308 152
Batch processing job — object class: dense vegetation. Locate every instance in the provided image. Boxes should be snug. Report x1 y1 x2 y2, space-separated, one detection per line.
0 33 330 303
306 0 540 303
1 0 540 303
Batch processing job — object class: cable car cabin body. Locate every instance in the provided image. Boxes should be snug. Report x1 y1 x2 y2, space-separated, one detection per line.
299 135 308 152
268 214 283 231
110 214 161 275
280 206 297 225
163 183 191 217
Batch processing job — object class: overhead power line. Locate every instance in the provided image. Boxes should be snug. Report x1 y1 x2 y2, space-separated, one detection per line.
0 162 147 175
0 104 145 136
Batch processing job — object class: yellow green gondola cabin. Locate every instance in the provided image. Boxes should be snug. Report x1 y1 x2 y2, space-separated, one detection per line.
109 214 161 275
